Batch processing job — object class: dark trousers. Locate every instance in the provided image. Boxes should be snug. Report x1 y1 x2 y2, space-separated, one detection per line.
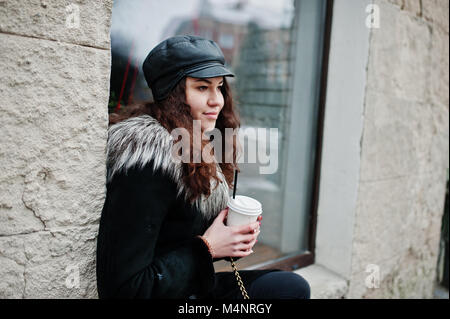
230 271 311 299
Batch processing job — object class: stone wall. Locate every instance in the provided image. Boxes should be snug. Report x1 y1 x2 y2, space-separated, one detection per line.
0 0 447 300
348 0 449 298
0 0 112 298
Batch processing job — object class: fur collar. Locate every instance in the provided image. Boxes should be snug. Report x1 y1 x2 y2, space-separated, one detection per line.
106 114 230 220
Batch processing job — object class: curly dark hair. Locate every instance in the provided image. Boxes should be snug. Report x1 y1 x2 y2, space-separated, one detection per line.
109 77 241 203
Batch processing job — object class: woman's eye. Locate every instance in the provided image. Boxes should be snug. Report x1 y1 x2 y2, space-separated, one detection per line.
198 85 222 91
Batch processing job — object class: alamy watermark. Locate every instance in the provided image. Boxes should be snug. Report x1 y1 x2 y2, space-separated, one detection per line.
65 4 80 29
366 4 380 29
170 120 279 174
365 264 380 289
65 264 80 289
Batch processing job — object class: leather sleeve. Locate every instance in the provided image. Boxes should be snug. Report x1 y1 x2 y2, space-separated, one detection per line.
96 164 216 299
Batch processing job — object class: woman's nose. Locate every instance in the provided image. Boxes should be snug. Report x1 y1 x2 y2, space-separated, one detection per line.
208 90 223 106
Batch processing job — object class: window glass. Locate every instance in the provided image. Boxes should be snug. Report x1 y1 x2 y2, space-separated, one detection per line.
109 0 322 270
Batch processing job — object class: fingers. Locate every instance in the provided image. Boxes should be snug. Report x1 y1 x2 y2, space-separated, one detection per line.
235 238 257 251
234 221 260 234
229 230 260 257
232 249 254 258
235 230 260 243
224 217 262 258
215 208 229 223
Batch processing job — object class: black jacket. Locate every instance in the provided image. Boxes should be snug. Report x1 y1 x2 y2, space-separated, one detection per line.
96 115 277 299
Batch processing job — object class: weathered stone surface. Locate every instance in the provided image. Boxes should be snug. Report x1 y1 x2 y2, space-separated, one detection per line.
428 27 449 108
349 171 446 298
386 0 404 8
0 32 109 234
348 246 438 298
294 264 348 299
0 225 99 298
368 1 432 103
403 0 422 16
0 0 111 299
0 236 27 298
422 0 449 33
352 176 414 273
0 176 49 236
386 0 422 16
0 0 113 49
360 91 448 181
350 0 449 299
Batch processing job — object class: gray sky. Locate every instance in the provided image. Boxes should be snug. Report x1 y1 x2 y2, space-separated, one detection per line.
111 0 201 62
110 0 293 63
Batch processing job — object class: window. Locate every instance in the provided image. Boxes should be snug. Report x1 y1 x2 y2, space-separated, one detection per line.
218 33 234 49
108 0 332 271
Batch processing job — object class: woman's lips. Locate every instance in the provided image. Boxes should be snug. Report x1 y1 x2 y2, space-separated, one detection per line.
203 112 218 119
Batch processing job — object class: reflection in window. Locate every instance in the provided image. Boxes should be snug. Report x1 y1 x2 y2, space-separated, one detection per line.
218 33 234 49
108 0 318 271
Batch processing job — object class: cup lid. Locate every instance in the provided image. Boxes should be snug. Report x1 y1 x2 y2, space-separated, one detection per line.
228 195 262 215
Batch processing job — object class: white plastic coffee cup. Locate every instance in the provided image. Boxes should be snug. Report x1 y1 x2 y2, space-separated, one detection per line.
226 195 262 227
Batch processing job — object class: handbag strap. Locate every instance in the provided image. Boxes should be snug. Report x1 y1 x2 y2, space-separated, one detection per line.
197 235 249 298
229 257 250 299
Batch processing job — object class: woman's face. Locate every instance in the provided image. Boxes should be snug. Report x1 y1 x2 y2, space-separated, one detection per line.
185 76 224 132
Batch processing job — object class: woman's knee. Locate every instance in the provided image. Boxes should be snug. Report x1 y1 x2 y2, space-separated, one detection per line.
295 273 311 299
249 271 311 299
278 271 310 299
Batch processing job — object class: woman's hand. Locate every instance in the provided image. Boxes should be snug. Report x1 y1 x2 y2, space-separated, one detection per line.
202 208 262 259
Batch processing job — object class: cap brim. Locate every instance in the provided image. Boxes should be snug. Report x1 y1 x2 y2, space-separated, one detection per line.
185 65 235 78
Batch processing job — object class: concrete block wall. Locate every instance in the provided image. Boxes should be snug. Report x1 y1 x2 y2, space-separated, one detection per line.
348 0 449 298
0 0 112 298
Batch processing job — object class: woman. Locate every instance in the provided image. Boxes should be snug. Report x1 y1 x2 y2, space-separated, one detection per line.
96 35 310 299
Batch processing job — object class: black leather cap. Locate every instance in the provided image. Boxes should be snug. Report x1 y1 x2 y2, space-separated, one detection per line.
142 35 234 101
